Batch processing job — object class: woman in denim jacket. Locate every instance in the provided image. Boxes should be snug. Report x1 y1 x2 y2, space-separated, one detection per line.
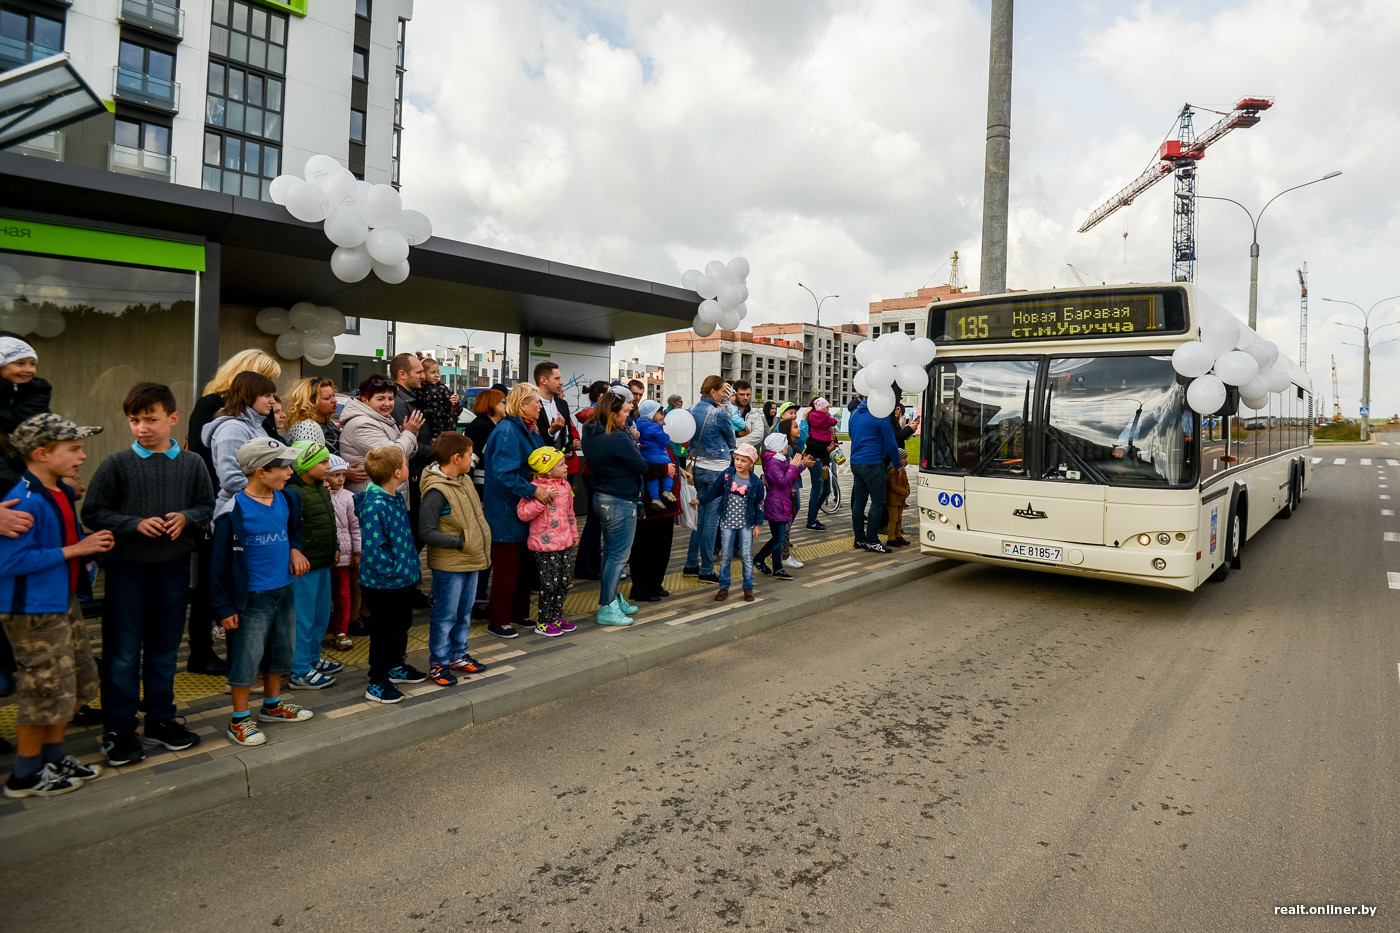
682 376 737 582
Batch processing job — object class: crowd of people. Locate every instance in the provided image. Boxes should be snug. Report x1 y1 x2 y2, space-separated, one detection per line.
0 335 913 799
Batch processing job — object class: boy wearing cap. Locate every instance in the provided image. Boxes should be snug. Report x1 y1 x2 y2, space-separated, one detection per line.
0 413 114 797
325 455 360 652
284 440 343 690
83 383 215 767
517 445 578 638
635 399 676 512
210 437 314 747
419 432 491 685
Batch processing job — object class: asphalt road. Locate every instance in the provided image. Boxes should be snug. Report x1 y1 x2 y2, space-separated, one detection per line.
4 443 1395 932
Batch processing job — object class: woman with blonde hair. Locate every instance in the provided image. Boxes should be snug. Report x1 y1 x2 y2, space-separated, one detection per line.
284 376 342 453
481 382 550 639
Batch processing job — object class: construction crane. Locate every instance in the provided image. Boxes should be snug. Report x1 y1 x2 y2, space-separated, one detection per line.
1331 355 1343 422
1066 263 1104 286
1297 263 1308 373
948 251 966 292
1078 97 1274 283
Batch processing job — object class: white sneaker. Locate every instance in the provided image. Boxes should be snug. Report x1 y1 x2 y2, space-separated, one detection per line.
784 556 805 568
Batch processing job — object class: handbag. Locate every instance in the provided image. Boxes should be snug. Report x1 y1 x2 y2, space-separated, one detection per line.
677 472 698 530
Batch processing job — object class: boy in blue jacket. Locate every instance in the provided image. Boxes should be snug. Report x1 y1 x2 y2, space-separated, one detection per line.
211 437 313 748
355 444 424 704
693 442 765 603
0 414 114 798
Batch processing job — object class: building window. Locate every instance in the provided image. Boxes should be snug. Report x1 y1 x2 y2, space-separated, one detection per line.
352 45 368 80
204 0 287 200
210 0 287 75
349 108 365 143
356 0 371 18
0 9 63 67
343 316 360 335
115 117 171 154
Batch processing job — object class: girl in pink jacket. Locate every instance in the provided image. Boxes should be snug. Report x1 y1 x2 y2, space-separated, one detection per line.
325 455 361 650
516 447 579 637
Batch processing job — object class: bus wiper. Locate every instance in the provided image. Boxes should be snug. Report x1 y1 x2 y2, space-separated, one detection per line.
1041 380 1108 483
971 380 1031 476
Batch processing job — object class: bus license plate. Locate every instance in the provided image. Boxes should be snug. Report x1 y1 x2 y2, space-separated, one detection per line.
1002 542 1062 563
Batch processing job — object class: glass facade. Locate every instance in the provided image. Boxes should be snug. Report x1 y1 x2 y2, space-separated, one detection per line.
204 0 287 199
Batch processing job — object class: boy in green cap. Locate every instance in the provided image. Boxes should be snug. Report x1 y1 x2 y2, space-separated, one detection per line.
285 440 343 690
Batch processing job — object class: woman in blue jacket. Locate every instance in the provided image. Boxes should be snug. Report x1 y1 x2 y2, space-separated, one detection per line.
481 384 551 639
682 376 737 580
580 390 650 626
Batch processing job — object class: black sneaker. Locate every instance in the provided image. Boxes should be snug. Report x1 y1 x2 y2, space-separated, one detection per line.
773 569 795 581
681 566 699 577
388 664 428 684
186 655 228 676
853 540 869 550
70 704 102 727
4 763 82 799
487 623 518 639
54 755 103 782
756 563 772 576
697 572 720 584
142 717 201 752
102 730 145 767
863 541 891 554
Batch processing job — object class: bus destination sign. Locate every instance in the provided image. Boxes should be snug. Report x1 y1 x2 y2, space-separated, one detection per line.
944 293 1177 343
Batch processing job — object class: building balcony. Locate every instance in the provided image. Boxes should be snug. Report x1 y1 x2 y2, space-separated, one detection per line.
8 130 64 161
113 66 179 111
0 37 63 72
108 142 175 182
118 0 185 40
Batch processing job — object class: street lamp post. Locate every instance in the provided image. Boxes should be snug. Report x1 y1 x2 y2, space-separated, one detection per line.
1325 295 1400 442
797 282 838 328
1193 170 1342 330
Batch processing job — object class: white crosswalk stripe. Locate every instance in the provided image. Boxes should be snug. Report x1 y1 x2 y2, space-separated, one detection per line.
1384 510 1395 517
1389 459 1400 467
1334 458 1347 465
1311 457 1322 464
1386 532 1400 542
1389 572 1400 590
1362 459 1374 466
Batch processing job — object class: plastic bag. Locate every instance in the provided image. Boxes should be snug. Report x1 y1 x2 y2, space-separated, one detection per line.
677 473 698 530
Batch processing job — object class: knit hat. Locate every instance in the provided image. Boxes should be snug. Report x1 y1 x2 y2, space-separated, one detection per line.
734 443 759 462
528 446 566 475
0 337 36 369
290 439 330 475
8 412 100 455
326 454 349 474
763 433 788 454
813 397 830 411
638 399 661 420
235 437 296 473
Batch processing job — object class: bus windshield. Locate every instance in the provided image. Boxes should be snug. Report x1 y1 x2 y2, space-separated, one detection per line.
927 354 1196 487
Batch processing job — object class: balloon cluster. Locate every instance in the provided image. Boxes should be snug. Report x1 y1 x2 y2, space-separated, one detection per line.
1171 315 1290 415
852 331 938 418
269 154 433 286
663 407 697 444
255 302 347 366
681 258 751 336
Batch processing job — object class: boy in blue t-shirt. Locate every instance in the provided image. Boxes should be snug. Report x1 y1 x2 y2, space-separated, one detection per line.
210 438 314 747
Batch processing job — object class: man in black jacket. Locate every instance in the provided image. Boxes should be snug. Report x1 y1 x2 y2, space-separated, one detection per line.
533 361 578 459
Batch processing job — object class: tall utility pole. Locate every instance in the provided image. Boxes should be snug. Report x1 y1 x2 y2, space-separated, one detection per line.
1297 263 1308 373
979 0 1013 295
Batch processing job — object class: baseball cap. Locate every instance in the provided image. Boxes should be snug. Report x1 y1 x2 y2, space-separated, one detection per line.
235 437 297 473
9 412 101 456
527 446 566 475
290 439 329 475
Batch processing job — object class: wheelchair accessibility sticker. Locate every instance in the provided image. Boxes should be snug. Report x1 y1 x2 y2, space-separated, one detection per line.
938 492 950 506
937 492 964 508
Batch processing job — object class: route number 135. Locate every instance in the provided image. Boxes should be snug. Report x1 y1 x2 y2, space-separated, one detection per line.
956 314 989 340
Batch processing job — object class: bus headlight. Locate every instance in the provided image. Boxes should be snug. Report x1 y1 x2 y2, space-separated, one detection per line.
1157 533 1171 545
1137 533 1152 546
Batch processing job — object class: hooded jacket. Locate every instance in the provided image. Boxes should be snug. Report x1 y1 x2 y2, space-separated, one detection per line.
0 471 87 614
209 490 305 620
696 465 766 528
203 407 273 517
0 376 51 492
329 485 361 567
580 421 647 501
419 462 491 572
354 483 421 590
849 401 902 466
482 415 548 543
807 407 837 444
338 396 418 498
758 451 805 523
516 474 578 552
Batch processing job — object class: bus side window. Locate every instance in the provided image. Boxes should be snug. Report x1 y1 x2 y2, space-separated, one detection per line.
1202 414 1227 476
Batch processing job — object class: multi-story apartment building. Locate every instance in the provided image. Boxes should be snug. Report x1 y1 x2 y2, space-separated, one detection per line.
664 322 867 408
615 357 665 401
867 284 981 341
2 0 410 191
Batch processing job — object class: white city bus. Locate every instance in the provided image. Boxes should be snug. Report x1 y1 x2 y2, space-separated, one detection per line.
916 284 1312 590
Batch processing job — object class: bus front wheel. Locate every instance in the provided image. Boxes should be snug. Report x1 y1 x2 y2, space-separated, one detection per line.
1209 508 1243 583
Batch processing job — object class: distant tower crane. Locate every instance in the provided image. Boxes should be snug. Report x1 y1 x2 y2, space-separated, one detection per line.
1078 98 1274 283
1297 263 1308 372
1331 355 1343 422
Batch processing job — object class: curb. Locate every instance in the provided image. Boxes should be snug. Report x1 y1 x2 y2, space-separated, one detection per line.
0 556 957 866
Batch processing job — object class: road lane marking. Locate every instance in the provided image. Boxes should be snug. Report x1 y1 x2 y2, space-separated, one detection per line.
1363 459 1374 465
1389 573 1400 590
1384 510 1395 516
1334 458 1347 465
1390 459 1400 466
1312 457 1322 464
1383 495 1392 500
1385 533 1400 542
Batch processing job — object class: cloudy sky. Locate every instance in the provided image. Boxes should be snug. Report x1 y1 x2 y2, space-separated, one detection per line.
395 0 1400 417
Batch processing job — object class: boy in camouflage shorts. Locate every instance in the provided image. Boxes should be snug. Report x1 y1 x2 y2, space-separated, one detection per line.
0 414 115 798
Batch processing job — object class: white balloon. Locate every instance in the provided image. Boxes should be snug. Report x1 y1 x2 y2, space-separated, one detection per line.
717 283 745 309
1241 393 1270 411
324 206 369 248
317 306 347 337
705 260 728 279
289 302 321 332
330 244 373 283
304 154 342 189
1186 374 1227 414
254 306 292 335
284 181 330 222
1240 374 1269 399
324 172 359 209
1213 350 1260 387
1171 340 1215 378
727 256 750 280
395 210 433 245
894 363 929 394
733 302 748 320
695 275 718 300
681 269 703 291
696 299 723 324
303 350 337 367
275 329 305 359
269 174 300 205
1200 314 1241 357
372 259 411 284
1262 367 1291 393
302 332 336 360
853 369 873 396
878 331 911 365
863 358 896 388
663 408 697 444
364 184 403 228
909 336 937 366
866 391 897 419
1243 340 1279 370
854 339 879 366
366 227 410 266
719 309 741 331
33 307 66 339
356 180 374 200
692 318 716 337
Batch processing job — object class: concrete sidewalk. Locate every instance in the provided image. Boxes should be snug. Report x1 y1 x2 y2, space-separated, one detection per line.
0 515 949 866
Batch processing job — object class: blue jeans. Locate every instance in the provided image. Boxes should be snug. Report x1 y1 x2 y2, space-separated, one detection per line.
227 584 296 688
292 567 332 677
754 520 788 572
100 558 190 733
718 526 755 590
596 492 638 606
685 467 726 572
850 462 888 544
429 569 478 667
806 463 829 525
